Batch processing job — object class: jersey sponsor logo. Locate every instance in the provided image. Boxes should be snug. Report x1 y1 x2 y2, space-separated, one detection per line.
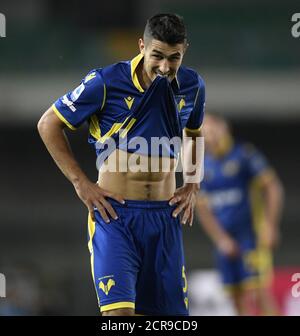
124 96 135 110
99 278 115 295
208 188 243 208
222 160 240 177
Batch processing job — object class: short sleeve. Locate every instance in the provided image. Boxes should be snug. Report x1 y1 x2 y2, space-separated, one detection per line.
243 144 270 179
52 70 106 130
185 75 205 131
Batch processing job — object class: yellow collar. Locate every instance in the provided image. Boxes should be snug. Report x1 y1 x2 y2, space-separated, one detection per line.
130 53 180 93
131 54 145 93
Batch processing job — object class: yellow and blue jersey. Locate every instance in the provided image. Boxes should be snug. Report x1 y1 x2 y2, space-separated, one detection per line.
201 142 274 288
53 54 205 164
52 54 205 315
201 142 270 236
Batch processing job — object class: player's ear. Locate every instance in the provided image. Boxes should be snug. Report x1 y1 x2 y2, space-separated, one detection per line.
139 38 145 54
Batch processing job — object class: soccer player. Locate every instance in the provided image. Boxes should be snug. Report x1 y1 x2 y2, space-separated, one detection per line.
195 114 284 315
37 14 205 316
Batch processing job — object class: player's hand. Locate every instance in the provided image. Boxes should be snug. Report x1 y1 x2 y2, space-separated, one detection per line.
169 183 199 226
217 236 240 258
73 178 125 223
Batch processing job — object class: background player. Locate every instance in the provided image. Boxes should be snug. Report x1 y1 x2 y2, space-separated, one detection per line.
195 113 284 315
37 14 205 316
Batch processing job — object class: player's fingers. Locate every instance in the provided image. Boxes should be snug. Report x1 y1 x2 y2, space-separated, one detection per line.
95 185 124 204
181 207 190 225
185 207 193 226
172 201 187 218
100 198 118 220
169 194 182 206
94 201 110 223
189 209 194 227
104 191 125 205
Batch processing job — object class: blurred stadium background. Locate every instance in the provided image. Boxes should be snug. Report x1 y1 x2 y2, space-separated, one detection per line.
0 0 299 315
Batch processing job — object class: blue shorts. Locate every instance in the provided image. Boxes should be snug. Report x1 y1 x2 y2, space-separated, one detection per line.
215 236 272 290
87 199 189 316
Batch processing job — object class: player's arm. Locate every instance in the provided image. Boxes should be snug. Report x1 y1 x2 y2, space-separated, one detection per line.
195 195 240 257
169 75 205 226
37 106 88 185
244 145 284 248
37 72 124 222
169 128 202 226
254 170 284 248
183 126 204 186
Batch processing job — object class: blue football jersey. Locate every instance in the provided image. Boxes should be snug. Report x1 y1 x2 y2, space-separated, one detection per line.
52 54 205 164
201 142 271 236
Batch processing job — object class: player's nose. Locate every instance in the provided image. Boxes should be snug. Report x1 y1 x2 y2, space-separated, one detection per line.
158 60 170 76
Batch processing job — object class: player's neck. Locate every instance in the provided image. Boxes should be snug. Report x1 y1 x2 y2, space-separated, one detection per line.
136 60 152 90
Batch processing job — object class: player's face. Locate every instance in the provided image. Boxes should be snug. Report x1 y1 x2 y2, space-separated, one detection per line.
203 115 228 154
139 38 186 83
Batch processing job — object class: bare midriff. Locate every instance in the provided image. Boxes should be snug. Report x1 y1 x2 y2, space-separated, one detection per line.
98 149 177 200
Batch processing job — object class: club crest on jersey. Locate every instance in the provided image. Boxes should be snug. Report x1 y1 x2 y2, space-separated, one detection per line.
99 278 115 295
222 160 240 177
178 98 185 112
